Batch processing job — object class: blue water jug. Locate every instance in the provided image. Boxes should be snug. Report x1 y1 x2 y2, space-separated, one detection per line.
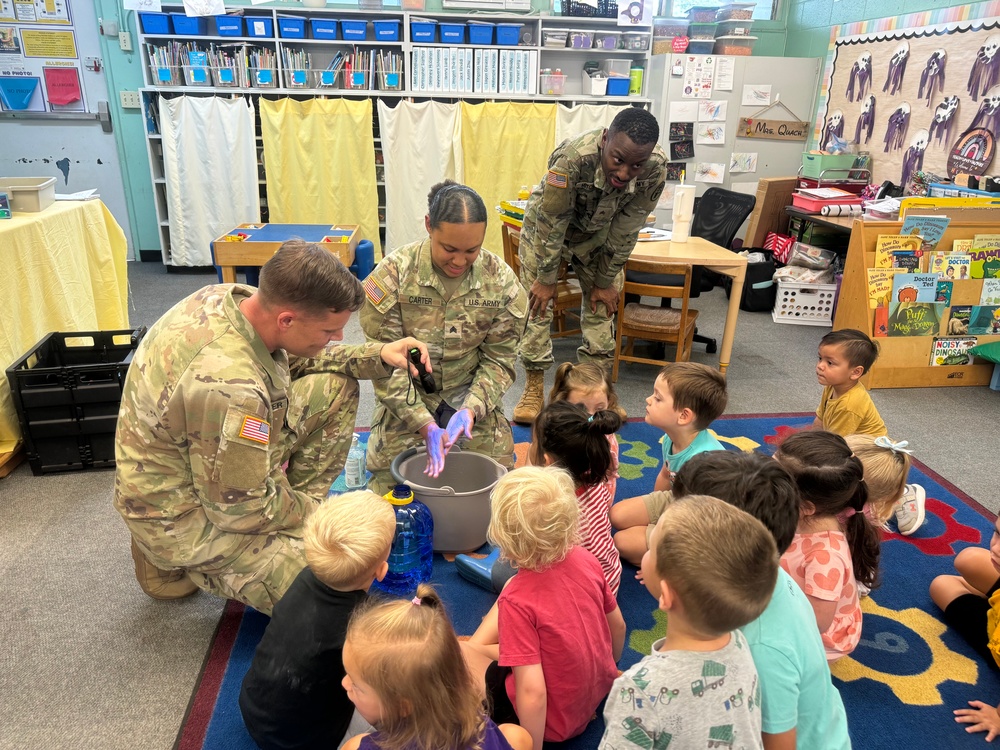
373 484 434 596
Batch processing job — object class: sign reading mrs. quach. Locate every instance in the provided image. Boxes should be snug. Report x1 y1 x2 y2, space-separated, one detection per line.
738 117 809 141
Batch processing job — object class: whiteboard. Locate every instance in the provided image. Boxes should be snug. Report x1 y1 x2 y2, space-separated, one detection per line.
648 53 823 232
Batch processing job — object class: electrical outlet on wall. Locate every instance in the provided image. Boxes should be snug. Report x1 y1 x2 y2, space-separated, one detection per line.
120 90 142 109
118 31 132 51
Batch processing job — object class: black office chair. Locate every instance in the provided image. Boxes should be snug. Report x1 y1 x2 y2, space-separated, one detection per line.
625 187 757 354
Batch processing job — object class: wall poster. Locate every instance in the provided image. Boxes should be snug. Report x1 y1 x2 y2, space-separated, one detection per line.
816 7 1000 187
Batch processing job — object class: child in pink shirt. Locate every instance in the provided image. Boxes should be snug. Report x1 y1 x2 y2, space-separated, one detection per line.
775 431 881 661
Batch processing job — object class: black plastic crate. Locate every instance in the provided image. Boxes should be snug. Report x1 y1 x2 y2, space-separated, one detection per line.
562 0 618 17
5 329 145 475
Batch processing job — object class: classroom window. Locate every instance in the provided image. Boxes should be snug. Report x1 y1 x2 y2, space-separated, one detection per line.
665 0 778 21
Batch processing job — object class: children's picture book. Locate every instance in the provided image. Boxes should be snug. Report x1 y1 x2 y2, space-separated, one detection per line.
936 280 953 305
0 192 10 220
953 239 973 254
968 305 1000 335
946 254 971 280
946 305 972 335
972 234 1000 249
981 279 1000 306
969 248 1000 279
929 336 979 366
886 302 944 337
866 267 900 309
891 250 923 272
901 215 950 252
892 272 938 303
875 234 923 269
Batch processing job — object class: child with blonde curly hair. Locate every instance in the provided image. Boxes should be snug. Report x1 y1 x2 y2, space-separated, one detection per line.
463 466 625 750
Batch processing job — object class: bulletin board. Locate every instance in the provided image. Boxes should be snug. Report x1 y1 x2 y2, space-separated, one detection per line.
0 0 86 113
815 4 1000 188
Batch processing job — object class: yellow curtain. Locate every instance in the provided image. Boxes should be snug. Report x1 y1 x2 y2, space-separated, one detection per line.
459 101 556 255
260 98 380 251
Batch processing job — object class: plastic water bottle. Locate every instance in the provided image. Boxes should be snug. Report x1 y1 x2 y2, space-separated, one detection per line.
344 433 367 489
373 484 434 596
518 185 530 201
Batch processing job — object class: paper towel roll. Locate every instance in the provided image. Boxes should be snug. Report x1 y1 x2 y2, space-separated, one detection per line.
820 204 862 216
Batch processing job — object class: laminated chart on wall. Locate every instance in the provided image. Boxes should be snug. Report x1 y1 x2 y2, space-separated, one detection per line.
0 0 86 112
682 54 714 99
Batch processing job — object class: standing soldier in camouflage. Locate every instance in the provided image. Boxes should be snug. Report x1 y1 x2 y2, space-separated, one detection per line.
361 181 528 494
114 241 430 616
513 108 667 424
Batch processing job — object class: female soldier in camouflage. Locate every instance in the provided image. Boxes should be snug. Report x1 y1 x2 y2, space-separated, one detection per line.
361 181 528 493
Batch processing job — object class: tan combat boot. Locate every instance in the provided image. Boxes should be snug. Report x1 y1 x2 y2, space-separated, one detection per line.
130 538 199 600
512 370 545 425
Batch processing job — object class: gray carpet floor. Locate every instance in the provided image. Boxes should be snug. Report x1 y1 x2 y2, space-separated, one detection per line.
1 259 996 750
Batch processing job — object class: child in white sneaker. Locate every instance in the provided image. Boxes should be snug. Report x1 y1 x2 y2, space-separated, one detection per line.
845 434 925 536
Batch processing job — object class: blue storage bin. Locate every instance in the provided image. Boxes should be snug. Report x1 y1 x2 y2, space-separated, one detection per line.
311 19 338 40
215 15 244 37
245 17 274 38
139 12 170 35
278 17 306 38
606 77 630 96
373 20 400 41
439 22 466 44
170 13 208 35
410 20 437 42
341 19 368 40
495 23 521 46
468 22 494 45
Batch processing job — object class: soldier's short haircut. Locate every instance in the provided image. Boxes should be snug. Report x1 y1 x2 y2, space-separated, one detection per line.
304 490 395 589
608 107 660 146
653 495 777 636
258 239 364 315
427 180 488 228
487 466 580 571
819 328 880 373
656 362 728 430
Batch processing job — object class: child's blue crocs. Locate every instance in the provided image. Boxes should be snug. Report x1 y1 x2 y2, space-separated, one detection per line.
456 547 502 591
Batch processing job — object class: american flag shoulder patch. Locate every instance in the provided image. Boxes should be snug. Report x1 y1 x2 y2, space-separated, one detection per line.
363 275 386 304
239 415 270 445
546 170 568 188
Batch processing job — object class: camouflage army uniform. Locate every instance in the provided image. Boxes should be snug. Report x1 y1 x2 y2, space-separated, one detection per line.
360 240 528 495
114 284 389 616
519 128 668 369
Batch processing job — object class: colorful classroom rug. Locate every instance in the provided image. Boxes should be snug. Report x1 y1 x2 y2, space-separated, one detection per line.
175 414 1000 750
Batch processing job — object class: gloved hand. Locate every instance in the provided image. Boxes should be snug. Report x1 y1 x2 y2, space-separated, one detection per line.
445 409 475 449
422 423 449 478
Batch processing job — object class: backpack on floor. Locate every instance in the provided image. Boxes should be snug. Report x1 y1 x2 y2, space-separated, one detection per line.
724 249 778 313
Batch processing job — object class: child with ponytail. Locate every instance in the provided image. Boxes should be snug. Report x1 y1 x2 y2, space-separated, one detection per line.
341 584 531 750
548 362 625 499
774 431 881 661
531 400 624 595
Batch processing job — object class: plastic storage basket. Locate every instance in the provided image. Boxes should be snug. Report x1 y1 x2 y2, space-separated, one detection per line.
215 15 244 36
170 13 208 35
713 35 757 55
772 280 838 327
542 28 568 47
277 17 306 38
540 73 566 95
801 152 859 179
311 19 338 39
568 29 594 48
468 22 494 44
717 2 756 21
139 12 170 34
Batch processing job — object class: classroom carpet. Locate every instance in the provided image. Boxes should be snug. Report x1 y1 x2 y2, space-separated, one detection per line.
175 413 1000 750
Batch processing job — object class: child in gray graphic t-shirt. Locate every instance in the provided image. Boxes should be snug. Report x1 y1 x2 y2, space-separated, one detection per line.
599 496 778 750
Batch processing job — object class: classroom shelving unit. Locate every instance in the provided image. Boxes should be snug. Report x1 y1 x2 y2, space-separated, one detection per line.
137 4 653 265
834 218 1000 389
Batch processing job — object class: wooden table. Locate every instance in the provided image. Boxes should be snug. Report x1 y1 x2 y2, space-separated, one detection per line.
212 223 360 283
628 237 748 376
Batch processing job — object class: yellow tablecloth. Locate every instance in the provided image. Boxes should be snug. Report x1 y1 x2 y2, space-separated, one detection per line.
0 200 129 451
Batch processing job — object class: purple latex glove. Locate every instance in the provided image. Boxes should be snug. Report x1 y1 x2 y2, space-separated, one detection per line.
423 423 449 478
445 408 475 449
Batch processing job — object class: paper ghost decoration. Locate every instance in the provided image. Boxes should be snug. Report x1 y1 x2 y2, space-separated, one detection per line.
883 102 910 153
883 41 909 96
968 34 1000 102
966 84 1000 134
854 95 876 145
918 50 946 107
821 109 845 150
846 53 873 102
929 96 959 147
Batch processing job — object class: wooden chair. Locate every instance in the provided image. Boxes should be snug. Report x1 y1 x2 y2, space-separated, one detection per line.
501 224 582 338
613 259 698 382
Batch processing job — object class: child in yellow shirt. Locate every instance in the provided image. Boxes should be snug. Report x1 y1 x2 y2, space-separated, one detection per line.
813 329 886 438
